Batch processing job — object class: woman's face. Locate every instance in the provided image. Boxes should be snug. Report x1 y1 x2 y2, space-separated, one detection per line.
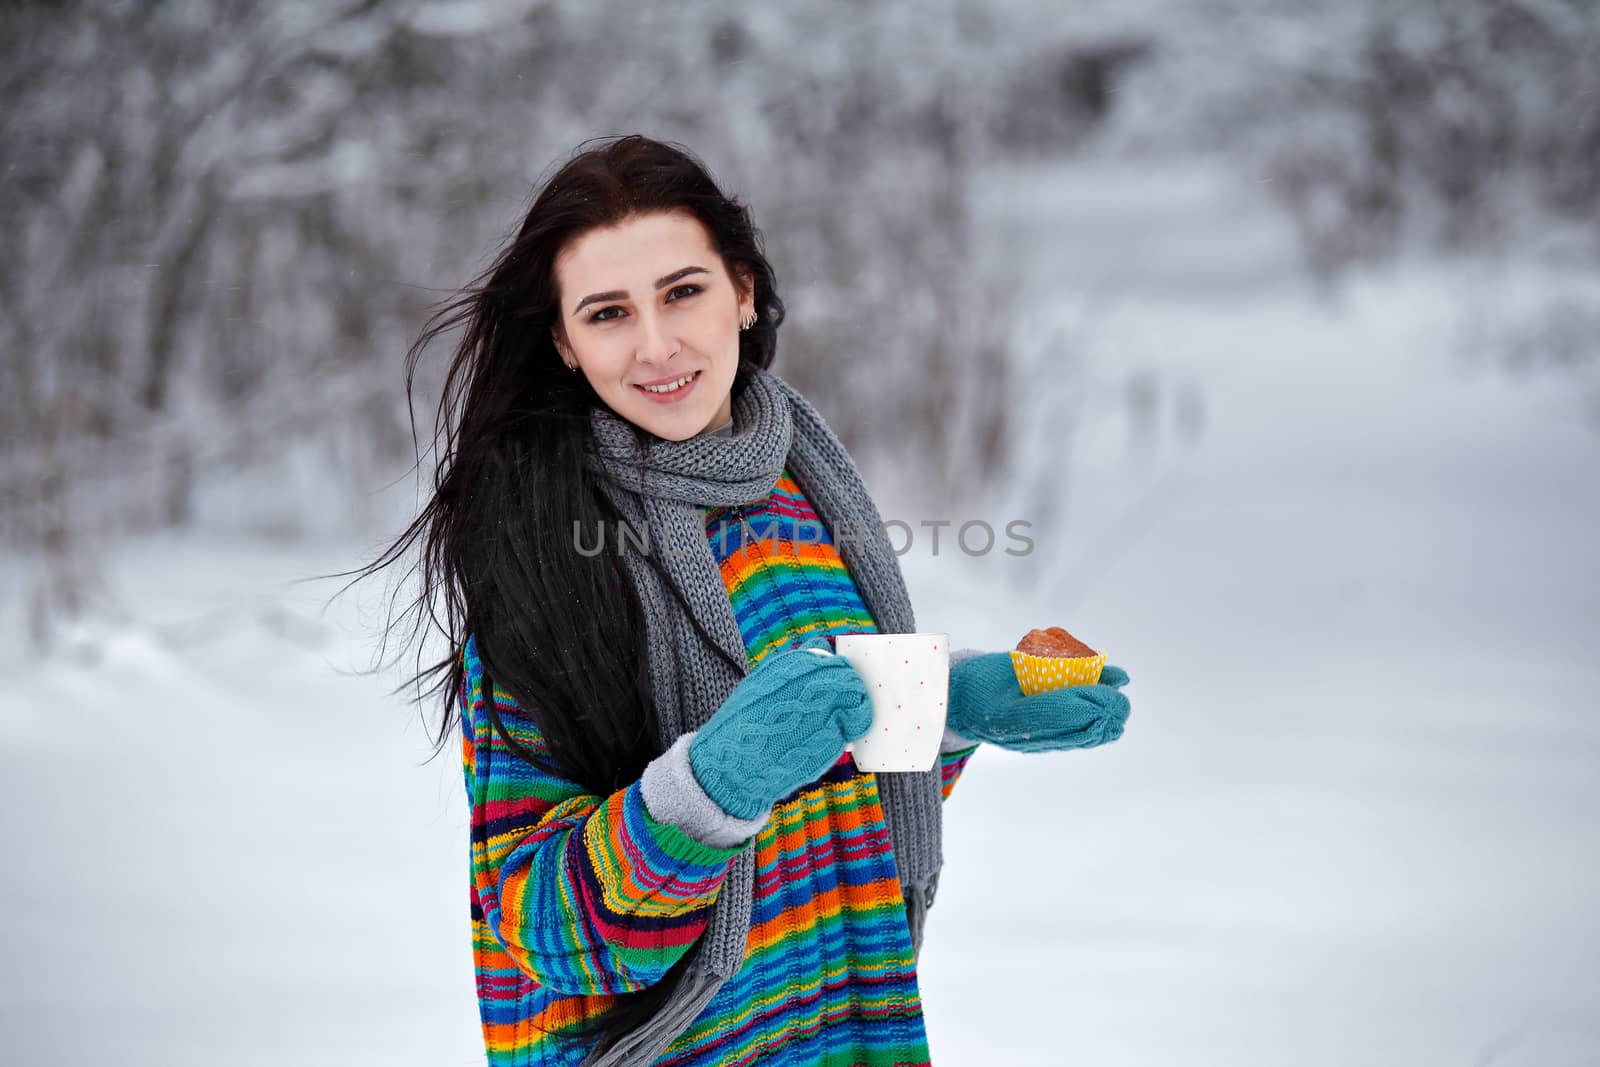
551 209 754 441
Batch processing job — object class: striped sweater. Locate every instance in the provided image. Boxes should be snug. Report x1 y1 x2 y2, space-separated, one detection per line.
461 467 981 1065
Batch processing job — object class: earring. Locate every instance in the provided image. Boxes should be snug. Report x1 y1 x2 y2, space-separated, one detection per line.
740 309 757 331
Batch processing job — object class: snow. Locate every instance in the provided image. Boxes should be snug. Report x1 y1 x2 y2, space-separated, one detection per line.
3 155 1597 1065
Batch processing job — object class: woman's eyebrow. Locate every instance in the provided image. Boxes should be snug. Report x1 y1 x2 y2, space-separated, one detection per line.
572 265 710 315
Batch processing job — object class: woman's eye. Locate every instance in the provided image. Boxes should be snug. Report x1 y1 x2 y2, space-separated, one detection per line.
587 284 700 324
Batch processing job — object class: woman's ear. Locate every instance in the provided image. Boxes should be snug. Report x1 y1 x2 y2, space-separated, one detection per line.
734 265 756 319
551 322 575 369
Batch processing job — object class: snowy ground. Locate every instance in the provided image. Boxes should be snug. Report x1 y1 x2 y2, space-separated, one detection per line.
2 156 1597 1066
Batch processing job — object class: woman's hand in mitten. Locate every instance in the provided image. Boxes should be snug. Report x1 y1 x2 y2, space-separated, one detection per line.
689 637 873 819
946 653 1131 754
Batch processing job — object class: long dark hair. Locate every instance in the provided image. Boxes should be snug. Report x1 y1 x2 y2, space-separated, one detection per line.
334 134 785 1057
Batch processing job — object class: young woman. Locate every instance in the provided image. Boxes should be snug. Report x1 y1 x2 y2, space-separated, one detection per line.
366 135 1133 1066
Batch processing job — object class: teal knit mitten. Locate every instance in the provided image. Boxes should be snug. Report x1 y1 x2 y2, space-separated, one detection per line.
689 637 874 820
947 653 1131 753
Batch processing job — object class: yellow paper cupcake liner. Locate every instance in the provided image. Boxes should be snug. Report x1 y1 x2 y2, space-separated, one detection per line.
1009 649 1106 696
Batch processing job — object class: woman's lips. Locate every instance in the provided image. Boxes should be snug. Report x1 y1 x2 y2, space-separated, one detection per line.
635 369 701 404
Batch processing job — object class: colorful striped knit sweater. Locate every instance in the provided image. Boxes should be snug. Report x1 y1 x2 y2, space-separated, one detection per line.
461 467 981 1065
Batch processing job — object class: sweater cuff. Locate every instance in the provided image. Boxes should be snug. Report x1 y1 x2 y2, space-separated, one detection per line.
949 647 986 668
640 732 773 848
940 724 981 753
941 646 987 751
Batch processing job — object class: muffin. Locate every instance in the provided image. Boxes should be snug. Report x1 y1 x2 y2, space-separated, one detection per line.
1009 626 1107 695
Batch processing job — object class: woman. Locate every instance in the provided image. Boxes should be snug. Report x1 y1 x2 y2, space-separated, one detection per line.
366 135 1133 1065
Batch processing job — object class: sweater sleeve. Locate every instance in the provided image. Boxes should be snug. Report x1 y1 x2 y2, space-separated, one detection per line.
936 741 981 801
460 635 753 998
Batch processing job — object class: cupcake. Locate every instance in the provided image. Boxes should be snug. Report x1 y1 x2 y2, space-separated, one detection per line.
1009 626 1107 695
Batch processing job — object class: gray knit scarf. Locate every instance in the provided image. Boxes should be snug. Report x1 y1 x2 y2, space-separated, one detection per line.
580 365 945 1065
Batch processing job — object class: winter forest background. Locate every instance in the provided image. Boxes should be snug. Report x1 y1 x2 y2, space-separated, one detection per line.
3 1 1598 1064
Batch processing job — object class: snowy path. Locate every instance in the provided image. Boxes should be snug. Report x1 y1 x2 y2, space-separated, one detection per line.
2 157 1597 1066
904 159 1600 1066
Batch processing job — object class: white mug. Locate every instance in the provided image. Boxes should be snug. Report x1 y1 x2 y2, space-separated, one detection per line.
806 632 950 772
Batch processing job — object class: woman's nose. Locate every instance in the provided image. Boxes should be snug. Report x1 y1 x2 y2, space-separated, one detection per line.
635 306 680 364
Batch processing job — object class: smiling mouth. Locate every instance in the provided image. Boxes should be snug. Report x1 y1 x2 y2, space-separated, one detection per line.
635 370 701 395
